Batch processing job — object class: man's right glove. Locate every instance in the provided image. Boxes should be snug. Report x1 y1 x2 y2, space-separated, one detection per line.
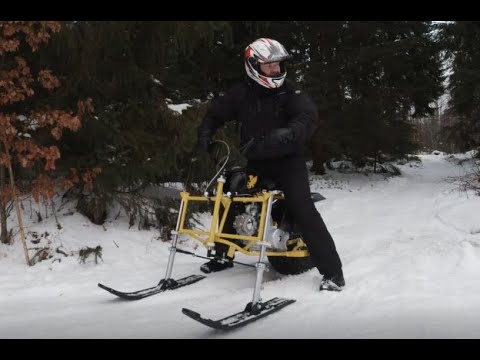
191 136 213 162
196 136 213 154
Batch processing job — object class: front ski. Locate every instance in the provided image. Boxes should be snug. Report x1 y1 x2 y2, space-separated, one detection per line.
182 297 295 330
98 274 205 300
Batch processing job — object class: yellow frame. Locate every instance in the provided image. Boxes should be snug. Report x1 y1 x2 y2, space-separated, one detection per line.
177 179 309 259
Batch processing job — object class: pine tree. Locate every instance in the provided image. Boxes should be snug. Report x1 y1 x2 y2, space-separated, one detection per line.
26 22 240 222
299 21 444 172
441 21 480 151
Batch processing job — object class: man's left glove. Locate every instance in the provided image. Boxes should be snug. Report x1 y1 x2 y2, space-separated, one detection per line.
264 128 295 145
244 128 297 160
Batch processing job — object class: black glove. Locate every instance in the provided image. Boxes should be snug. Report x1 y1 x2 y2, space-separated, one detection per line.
264 128 295 145
196 136 213 153
191 136 213 162
245 128 297 160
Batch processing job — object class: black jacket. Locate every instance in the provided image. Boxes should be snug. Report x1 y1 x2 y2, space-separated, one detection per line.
197 79 319 160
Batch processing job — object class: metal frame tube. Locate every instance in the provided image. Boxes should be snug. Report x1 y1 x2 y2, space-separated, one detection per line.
251 193 274 307
164 198 185 280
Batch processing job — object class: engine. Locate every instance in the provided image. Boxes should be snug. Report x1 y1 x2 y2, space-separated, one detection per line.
264 226 290 251
232 203 290 251
232 204 259 236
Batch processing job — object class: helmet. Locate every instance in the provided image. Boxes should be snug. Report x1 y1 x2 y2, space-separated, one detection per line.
244 38 291 89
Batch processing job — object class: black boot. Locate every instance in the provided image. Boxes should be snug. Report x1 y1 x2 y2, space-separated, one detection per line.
200 258 234 274
319 270 345 292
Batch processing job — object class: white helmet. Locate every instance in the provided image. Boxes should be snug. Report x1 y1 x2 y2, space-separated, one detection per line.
244 38 291 89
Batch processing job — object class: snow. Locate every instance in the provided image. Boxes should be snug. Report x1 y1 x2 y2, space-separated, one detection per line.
167 103 191 114
1 152 480 338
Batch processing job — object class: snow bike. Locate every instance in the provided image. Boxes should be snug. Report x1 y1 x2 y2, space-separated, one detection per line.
98 140 325 330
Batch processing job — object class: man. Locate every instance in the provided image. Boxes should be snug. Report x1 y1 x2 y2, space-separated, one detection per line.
195 38 345 291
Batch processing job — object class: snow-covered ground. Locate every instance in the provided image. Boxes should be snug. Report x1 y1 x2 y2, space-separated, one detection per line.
1 152 480 338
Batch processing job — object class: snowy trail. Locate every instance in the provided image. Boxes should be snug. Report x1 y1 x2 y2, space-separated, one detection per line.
1 153 480 338
313 155 480 338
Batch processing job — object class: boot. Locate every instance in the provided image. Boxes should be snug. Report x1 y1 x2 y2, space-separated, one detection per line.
200 258 234 274
319 270 345 292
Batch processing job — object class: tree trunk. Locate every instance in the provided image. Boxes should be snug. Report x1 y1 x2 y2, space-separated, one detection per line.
5 146 30 265
311 158 326 175
0 165 9 244
311 140 327 175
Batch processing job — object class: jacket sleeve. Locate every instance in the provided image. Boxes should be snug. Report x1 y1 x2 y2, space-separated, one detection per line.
197 87 238 141
246 90 319 160
286 90 319 145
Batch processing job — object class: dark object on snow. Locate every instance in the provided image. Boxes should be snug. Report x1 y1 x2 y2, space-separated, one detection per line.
79 245 103 264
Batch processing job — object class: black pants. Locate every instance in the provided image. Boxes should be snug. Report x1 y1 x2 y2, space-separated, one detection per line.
214 156 343 277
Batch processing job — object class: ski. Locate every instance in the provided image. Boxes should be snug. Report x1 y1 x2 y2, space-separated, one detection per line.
182 297 296 330
98 274 206 300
